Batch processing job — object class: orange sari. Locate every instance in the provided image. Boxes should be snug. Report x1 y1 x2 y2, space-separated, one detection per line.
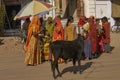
24 16 41 65
52 17 64 41
52 17 64 63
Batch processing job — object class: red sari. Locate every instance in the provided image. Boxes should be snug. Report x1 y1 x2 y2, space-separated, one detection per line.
102 22 110 44
89 18 97 54
77 16 86 36
78 16 86 27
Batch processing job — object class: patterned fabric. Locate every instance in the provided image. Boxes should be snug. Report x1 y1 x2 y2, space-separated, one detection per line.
24 16 41 65
96 22 104 53
43 35 51 60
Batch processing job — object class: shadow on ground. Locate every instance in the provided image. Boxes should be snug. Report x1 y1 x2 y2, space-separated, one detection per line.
61 62 93 75
111 46 115 52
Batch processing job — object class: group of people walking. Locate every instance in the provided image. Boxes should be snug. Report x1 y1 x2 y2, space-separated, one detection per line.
22 15 111 66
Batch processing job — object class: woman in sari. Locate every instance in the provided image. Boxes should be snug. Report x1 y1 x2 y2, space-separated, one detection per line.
83 30 92 60
77 16 86 36
96 19 104 53
45 17 54 38
43 17 54 61
64 16 76 41
24 16 41 66
101 16 111 53
89 18 98 58
52 17 64 63
52 17 64 41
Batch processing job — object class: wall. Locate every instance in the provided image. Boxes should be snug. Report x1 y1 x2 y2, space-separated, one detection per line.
84 0 115 26
84 0 111 18
84 0 90 18
95 0 111 19
112 0 120 18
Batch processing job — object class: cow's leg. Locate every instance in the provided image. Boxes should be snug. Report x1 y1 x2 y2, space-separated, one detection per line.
52 56 61 79
78 59 82 74
52 60 57 79
78 50 82 74
52 60 56 79
56 62 62 77
73 58 77 74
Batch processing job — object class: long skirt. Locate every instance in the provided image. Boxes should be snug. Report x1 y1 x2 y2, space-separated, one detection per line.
43 43 50 61
24 36 41 65
84 38 92 58
98 39 104 53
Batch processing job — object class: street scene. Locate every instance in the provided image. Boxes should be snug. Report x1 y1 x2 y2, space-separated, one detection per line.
0 0 120 80
0 33 120 80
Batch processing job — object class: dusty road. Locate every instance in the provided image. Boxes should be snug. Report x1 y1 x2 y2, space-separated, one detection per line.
0 33 120 80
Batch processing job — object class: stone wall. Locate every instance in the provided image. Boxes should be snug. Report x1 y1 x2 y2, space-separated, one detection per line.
112 0 120 17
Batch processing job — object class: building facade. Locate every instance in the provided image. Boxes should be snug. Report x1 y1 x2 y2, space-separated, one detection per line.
1 0 120 29
55 0 118 26
83 0 111 19
54 0 84 19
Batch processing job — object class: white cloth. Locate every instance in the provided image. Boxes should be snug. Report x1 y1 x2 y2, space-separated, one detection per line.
76 26 84 35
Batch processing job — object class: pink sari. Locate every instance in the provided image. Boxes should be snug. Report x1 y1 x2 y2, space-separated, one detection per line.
98 34 104 53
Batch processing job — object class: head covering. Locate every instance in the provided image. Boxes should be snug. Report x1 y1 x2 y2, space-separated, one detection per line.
24 16 40 52
47 17 53 22
89 15 95 19
54 17 63 27
88 18 94 24
45 17 54 37
53 17 64 40
89 15 96 23
78 16 86 27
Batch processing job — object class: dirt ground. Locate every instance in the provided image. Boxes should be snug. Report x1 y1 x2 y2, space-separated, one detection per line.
0 32 120 80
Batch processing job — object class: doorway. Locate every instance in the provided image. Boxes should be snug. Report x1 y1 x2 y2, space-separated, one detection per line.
5 5 21 29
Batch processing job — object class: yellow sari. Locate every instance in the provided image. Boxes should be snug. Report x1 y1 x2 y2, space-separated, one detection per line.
65 23 76 41
43 35 51 61
24 16 41 65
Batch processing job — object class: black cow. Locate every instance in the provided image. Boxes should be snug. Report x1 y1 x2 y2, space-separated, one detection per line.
50 36 84 79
